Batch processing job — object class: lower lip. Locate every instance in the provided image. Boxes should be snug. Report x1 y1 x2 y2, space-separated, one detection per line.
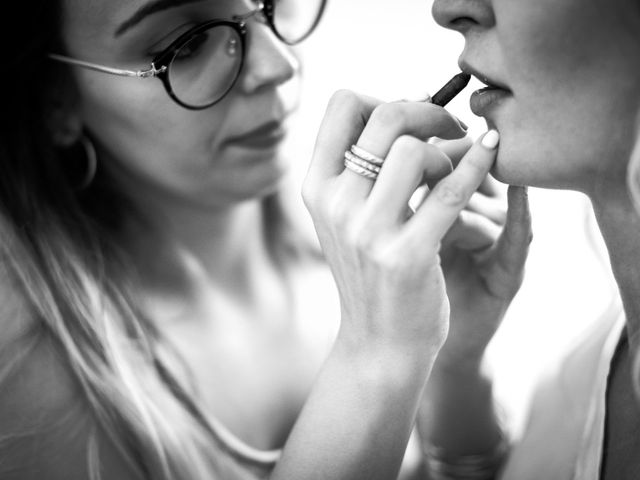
470 88 511 116
226 126 286 150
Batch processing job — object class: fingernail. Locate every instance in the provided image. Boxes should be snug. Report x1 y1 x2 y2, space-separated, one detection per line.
457 117 469 131
481 130 500 149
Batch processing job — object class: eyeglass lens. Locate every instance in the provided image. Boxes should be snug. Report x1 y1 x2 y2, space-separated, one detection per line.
271 0 325 44
169 25 242 108
167 0 325 108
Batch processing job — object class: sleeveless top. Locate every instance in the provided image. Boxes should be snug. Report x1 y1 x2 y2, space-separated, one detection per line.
499 308 626 480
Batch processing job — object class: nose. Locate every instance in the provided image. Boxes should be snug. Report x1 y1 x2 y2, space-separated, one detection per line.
239 24 298 94
431 0 495 34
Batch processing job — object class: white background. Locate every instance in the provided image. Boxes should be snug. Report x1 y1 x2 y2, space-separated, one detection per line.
282 0 619 435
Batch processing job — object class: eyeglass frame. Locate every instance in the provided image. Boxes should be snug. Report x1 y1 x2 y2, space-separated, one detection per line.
48 0 327 110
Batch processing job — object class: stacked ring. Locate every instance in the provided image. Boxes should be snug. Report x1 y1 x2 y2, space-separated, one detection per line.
343 145 386 181
350 145 385 167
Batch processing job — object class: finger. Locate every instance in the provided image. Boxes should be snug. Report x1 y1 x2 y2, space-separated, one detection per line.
401 130 500 251
362 136 453 228
441 210 501 252
423 137 473 190
408 185 430 213
466 192 507 225
431 136 473 169
477 174 504 198
340 102 467 199
361 102 467 152
433 136 503 197
493 185 533 275
306 90 382 185
392 92 431 103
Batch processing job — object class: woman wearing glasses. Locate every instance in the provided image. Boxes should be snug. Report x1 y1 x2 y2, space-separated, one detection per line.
0 0 507 478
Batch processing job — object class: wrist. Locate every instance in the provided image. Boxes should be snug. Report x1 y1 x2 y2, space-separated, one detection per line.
422 432 510 480
430 351 487 382
331 331 439 393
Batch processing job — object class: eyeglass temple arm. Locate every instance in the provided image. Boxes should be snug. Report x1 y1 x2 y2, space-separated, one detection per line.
48 54 166 78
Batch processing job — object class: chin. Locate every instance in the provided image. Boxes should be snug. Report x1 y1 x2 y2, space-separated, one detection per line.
198 162 290 209
490 138 588 191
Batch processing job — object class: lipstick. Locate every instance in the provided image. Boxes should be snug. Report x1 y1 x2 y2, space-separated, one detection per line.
430 72 471 107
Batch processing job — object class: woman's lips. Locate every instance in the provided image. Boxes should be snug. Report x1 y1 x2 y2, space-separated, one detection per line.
225 120 286 150
470 87 511 116
459 61 512 117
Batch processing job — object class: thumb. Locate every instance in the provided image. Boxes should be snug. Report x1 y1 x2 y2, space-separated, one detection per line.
493 185 533 277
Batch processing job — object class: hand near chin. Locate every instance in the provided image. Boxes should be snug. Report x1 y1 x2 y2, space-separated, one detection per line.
433 152 533 373
303 91 500 369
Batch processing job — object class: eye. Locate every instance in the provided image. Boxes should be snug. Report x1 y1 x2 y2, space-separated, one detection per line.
173 31 209 61
171 28 241 63
147 23 197 58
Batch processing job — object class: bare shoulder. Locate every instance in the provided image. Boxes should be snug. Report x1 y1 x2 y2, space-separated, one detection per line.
0 262 145 479
0 260 82 421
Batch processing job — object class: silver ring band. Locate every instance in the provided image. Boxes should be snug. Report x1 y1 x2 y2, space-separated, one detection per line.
344 158 379 180
344 151 381 174
350 145 385 167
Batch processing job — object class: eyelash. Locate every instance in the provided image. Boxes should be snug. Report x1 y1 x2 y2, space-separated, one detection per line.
146 22 199 58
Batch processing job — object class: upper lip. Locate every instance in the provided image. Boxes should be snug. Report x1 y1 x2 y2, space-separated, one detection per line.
459 61 511 91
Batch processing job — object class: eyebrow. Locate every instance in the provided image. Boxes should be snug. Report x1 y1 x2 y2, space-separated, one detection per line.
115 0 209 37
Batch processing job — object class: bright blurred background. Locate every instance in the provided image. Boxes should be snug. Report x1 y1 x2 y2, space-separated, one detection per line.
282 0 619 436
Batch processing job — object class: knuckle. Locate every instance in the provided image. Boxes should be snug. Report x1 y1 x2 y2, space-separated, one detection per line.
350 225 379 255
301 180 319 212
391 135 425 158
348 225 395 266
432 179 468 207
422 143 447 164
325 196 352 229
327 89 360 115
370 248 406 275
369 103 407 128
423 104 461 128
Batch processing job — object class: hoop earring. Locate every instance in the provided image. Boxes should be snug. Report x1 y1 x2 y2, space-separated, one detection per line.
76 135 97 190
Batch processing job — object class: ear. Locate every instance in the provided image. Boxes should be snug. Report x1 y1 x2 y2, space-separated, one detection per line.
47 98 83 148
45 68 83 148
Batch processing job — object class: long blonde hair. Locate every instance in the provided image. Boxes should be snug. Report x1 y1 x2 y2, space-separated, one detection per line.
0 1 313 478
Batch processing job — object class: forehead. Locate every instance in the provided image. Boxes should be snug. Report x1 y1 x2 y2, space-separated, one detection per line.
61 0 213 43
63 0 130 32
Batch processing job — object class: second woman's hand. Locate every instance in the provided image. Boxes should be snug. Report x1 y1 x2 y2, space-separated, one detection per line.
438 182 532 372
415 147 532 468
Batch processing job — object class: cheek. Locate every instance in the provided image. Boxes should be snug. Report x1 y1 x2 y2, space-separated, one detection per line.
76 72 229 188
494 105 636 192
493 0 640 190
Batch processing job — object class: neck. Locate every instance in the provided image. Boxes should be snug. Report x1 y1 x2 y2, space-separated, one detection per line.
124 193 277 301
591 184 640 352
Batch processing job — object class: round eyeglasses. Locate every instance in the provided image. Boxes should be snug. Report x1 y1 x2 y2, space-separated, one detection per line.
49 0 327 110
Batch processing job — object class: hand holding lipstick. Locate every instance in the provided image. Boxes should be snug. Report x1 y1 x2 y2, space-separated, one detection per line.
297 86 512 478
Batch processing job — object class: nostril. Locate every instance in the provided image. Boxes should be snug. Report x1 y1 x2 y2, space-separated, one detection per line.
452 16 476 26
450 16 477 31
